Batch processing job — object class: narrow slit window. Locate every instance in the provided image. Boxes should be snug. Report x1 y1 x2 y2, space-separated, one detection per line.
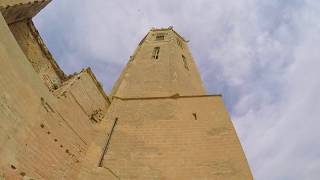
153 47 160 59
156 35 164 41
182 55 189 70
192 113 197 120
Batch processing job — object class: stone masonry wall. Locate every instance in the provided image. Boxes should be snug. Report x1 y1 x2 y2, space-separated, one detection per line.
9 20 64 90
0 7 110 179
99 96 252 179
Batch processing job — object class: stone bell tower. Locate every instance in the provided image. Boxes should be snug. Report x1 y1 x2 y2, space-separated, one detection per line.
110 27 206 98
97 27 253 179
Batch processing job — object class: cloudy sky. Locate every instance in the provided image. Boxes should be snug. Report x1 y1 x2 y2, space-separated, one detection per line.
33 0 320 179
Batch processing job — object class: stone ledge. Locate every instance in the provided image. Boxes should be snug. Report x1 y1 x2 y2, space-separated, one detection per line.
113 94 222 101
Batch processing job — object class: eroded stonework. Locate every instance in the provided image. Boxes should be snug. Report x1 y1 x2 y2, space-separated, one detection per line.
0 1 253 179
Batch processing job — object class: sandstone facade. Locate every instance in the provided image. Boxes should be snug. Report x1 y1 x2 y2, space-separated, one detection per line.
0 1 253 179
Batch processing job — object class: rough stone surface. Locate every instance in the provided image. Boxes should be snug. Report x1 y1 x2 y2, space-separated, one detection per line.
100 28 253 179
0 0 51 24
9 20 65 90
0 1 253 179
0 3 109 178
102 97 252 179
110 28 206 98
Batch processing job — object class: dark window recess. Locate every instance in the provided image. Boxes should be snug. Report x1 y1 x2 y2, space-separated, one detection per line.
192 113 197 120
182 55 189 70
156 35 164 41
152 47 160 59
177 38 183 49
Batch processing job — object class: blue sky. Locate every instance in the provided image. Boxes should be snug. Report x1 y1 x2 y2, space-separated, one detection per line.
34 0 320 179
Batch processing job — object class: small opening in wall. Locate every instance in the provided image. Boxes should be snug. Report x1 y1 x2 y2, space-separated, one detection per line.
20 172 26 177
10 165 16 170
192 113 197 120
152 47 160 59
47 131 51 134
54 139 58 142
156 35 164 41
40 124 45 128
182 55 189 70
52 84 58 90
60 145 63 148
65 149 69 154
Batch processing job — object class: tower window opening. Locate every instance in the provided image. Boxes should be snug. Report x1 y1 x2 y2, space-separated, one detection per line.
182 55 189 70
156 35 164 41
153 47 160 59
192 113 197 120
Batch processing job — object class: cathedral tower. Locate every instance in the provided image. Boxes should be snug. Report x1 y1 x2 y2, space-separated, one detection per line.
98 27 253 179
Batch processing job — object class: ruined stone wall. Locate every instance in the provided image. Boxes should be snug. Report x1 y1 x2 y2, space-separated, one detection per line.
0 5 111 179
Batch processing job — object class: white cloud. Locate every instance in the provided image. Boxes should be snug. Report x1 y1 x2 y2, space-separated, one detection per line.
34 0 320 179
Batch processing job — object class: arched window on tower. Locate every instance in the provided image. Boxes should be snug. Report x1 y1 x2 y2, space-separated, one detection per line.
152 47 160 60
